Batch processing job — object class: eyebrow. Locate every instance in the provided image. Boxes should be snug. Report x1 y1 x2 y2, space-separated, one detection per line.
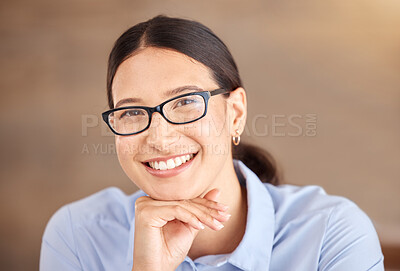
114 85 204 108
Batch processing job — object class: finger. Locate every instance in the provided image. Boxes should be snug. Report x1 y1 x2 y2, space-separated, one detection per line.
136 194 229 230
145 194 228 212
155 205 205 230
200 188 230 211
177 200 230 230
187 201 231 222
190 197 229 212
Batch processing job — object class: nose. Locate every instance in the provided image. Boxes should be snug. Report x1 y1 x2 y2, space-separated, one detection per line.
144 112 179 151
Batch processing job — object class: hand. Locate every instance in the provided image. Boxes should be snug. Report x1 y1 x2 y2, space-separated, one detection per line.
131 189 231 271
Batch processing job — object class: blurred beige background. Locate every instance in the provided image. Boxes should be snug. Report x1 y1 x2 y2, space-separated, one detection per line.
0 0 399 270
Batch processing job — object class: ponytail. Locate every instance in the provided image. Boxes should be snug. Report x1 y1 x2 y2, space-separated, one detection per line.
233 142 280 185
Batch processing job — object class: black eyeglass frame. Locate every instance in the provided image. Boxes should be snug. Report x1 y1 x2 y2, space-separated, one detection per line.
102 88 229 136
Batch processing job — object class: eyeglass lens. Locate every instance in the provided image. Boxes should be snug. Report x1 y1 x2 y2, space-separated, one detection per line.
108 94 206 134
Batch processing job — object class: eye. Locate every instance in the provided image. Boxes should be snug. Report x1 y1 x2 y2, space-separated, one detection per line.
119 109 146 119
174 98 196 108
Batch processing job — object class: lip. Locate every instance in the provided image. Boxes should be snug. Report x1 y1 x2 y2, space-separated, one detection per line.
142 152 198 178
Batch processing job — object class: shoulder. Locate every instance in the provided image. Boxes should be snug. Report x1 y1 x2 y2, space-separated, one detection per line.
265 184 351 222
43 186 146 239
67 186 146 226
40 187 147 270
264 184 384 270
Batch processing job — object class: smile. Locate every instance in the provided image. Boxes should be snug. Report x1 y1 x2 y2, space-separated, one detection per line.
147 153 195 170
142 152 199 178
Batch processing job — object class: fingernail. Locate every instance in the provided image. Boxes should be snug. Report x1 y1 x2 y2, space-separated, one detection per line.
198 221 205 229
218 211 231 218
213 218 224 229
215 190 221 198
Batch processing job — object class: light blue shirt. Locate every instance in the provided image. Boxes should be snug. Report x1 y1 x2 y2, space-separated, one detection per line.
40 159 384 270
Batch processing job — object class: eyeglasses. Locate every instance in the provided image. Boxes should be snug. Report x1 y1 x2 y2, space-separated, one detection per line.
102 88 229 136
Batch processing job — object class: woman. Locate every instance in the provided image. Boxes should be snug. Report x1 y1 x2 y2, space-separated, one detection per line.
40 15 384 270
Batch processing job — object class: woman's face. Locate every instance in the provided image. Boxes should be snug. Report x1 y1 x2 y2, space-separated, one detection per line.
112 47 238 200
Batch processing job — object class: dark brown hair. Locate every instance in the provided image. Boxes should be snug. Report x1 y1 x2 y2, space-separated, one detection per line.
106 15 280 185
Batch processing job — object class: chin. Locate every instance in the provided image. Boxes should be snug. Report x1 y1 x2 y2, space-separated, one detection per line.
148 187 199 201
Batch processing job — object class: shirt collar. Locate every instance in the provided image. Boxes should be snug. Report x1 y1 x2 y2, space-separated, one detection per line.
225 159 275 270
126 159 275 270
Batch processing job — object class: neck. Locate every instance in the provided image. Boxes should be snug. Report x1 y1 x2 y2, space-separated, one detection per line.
188 158 248 260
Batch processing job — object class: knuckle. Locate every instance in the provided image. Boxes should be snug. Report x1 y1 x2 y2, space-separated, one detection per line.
135 205 154 222
134 196 151 212
200 212 214 223
194 198 218 209
188 213 198 223
180 199 191 208
134 201 142 212
211 208 220 216
206 207 217 215
174 205 194 220
136 196 147 202
173 205 184 214
206 215 215 225
209 201 219 209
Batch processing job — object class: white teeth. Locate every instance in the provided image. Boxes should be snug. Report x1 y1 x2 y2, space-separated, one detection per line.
166 159 175 169
147 153 196 170
159 161 167 170
174 157 182 167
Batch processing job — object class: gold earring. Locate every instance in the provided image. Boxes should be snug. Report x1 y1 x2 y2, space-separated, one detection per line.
232 129 240 146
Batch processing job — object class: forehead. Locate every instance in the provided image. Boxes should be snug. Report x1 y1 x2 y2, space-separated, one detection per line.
112 47 215 106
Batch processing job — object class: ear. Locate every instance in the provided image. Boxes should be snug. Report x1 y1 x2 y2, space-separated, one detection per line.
226 87 247 136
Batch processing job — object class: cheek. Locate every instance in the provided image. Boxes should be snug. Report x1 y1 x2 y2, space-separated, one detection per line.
115 136 138 161
183 108 231 153
204 105 230 139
